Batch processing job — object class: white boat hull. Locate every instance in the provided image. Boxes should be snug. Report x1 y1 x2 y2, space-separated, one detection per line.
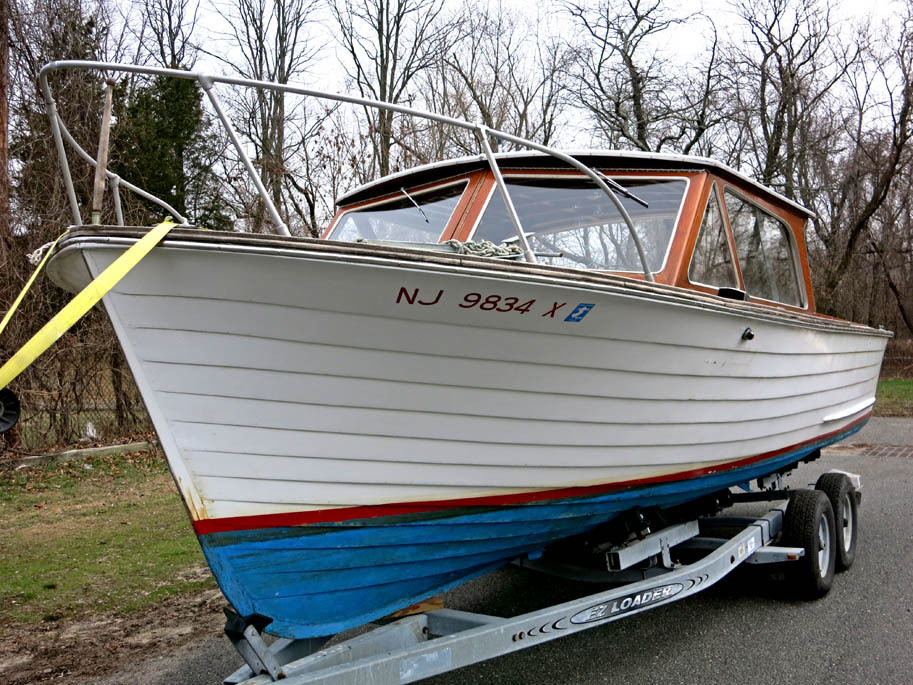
47 230 887 637
49 232 886 521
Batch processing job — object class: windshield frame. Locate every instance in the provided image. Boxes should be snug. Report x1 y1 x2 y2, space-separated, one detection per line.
466 171 691 275
686 181 742 292
326 177 470 243
719 184 809 310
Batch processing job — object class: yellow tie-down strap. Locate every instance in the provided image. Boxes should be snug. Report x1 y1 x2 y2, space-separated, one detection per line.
0 220 178 390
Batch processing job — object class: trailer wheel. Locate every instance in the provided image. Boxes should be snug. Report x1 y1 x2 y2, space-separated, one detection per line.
783 490 836 599
815 473 857 572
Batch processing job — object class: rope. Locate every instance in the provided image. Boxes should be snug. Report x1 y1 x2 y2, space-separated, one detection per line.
444 239 522 258
27 240 61 266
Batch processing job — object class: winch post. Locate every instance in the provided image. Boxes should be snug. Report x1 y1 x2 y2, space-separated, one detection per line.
223 608 284 681
91 80 115 225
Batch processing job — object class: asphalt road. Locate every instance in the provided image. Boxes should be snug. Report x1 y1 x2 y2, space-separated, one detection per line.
97 427 913 685
845 416 911 446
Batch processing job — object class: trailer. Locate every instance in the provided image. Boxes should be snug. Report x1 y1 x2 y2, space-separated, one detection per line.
223 470 861 685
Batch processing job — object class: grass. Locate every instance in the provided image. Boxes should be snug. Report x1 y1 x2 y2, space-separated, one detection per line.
0 450 214 630
875 378 913 417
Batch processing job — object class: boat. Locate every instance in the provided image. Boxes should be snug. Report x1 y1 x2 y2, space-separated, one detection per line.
32 62 889 640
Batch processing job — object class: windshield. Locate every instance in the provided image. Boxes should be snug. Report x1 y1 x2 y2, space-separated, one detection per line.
472 177 688 272
330 182 467 243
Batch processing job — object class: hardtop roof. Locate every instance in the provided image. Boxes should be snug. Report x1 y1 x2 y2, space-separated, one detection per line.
337 150 815 219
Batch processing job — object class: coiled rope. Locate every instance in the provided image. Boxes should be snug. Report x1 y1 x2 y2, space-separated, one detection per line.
444 239 522 258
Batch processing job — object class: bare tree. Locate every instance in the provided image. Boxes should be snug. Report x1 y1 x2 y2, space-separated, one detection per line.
565 0 723 153
866 182 913 334
3 0 154 448
330 0 454 177
723 0 859 195
418 2 570 157
105 0 222 228
141 0 199 68
215 0 321 233
810 22 913 315
1 0 10 268
279 104 351 236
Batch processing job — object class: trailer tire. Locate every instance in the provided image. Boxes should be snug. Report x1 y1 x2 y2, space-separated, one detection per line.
815 473 857 572
0 387 20 434
782 490 835 599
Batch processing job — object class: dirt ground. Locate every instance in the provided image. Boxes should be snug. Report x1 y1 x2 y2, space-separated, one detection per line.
0 579 226 685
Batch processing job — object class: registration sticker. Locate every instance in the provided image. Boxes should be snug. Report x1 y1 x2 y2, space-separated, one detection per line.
564 303 595 322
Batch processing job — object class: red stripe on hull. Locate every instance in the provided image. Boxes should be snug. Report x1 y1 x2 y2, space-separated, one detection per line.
192 413 869 535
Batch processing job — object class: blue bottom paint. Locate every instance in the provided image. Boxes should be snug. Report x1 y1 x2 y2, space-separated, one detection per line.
199 423 863 638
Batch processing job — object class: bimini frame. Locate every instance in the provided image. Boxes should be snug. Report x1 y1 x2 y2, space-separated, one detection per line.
38 60 656 282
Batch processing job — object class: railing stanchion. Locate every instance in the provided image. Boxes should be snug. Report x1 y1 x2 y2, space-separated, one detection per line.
111 176 124 226
198 75 290 237
475 125 536 264
488 130 655 282
45 104 81 226
54 115 187 224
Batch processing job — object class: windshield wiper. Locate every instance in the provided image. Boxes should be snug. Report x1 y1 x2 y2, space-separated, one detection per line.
400 187 430 223
594 171 649 208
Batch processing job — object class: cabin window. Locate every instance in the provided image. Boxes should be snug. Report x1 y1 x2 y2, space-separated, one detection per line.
330 182 467 243
688 184 739 289
723 189 804 306
472 177 687 272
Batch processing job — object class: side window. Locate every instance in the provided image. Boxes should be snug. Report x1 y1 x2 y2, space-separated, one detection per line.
724 189 803 306
688 185 738 289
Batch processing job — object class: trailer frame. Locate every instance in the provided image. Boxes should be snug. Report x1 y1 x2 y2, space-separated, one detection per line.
222 470 859 685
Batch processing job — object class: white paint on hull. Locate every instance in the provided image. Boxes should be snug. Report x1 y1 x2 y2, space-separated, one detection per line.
48 240 887 521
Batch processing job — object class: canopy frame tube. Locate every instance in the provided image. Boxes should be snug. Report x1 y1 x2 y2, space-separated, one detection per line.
39 60 654 280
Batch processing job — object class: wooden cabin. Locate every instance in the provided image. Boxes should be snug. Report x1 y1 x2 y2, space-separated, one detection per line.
323 152 816 314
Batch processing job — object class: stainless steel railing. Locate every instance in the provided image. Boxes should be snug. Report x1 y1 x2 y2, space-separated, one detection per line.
38 60 655 281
